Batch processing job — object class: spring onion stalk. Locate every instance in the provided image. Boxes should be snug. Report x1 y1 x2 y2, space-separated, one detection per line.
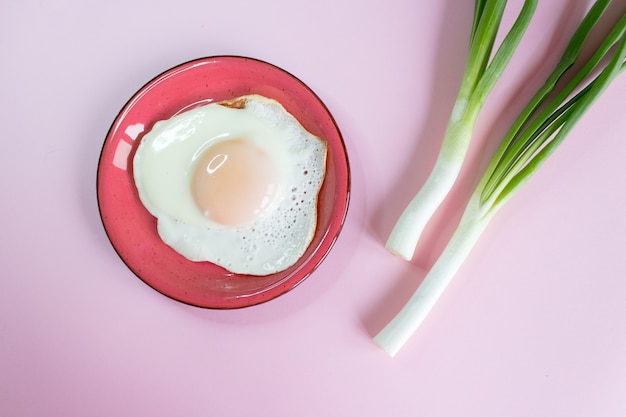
375 0 626 357
386 0 537 260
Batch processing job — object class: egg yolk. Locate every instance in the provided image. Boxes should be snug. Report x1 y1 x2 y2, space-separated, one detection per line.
191 139 279 226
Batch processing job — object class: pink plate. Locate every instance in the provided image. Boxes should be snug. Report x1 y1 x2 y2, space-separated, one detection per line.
97 56 350 309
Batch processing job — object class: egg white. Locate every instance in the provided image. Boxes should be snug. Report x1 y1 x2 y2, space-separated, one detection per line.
133 94 327 275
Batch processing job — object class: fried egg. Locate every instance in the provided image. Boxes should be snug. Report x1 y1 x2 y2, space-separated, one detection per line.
133 94 327 275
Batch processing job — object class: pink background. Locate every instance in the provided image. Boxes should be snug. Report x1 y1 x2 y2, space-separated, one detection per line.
2 1 626 416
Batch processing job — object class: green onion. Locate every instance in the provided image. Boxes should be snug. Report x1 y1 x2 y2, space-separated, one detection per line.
375 0 626 357
386 0 537 260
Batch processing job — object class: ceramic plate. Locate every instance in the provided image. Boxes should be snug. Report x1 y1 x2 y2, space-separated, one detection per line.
97 56 350 308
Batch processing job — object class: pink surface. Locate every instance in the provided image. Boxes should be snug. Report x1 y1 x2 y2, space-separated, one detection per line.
2 1 626 416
